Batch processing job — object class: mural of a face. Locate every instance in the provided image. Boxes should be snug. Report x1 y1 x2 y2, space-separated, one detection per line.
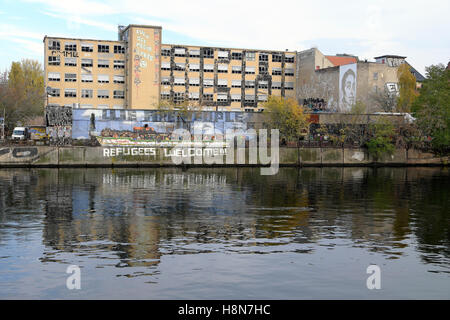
342 70 356 109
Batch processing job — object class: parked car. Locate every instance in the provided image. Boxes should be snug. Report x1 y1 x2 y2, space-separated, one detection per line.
11 127 30 140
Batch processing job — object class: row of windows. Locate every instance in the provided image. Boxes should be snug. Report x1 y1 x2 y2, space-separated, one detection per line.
161 78 294 89
161 92 269 102
161 48 295 62
161 63 294 75
48 40 125 54
49 88 124 99
48 56 125 69
47 73 125 83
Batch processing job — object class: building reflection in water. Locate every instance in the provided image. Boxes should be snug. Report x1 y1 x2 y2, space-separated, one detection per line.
0 167 448 276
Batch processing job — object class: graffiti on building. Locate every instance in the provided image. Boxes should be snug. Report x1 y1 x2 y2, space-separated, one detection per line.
0 148 10 157
46 106 73 126
339 63 357 112
153 29 160 86
12 147 38 158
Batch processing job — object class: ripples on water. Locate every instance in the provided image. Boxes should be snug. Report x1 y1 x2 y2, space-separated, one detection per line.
0 167 449 299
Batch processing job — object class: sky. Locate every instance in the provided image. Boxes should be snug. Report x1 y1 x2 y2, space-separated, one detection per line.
0 0 449 76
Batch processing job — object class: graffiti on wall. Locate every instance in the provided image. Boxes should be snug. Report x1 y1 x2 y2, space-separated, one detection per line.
153 29 160 86
0 147 39 158
339 63 357 112
133 29 154 95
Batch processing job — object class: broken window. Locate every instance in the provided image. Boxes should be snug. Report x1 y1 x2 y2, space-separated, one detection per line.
64 88 77 97
48 72 60 81
64 73 77 82
113 90 124 99
48 40 60 50
203 93 213 101
65 42 77 51
81 89 93 98
174 92 185 103
98 44 109 53
65 57 77 67
81 74 93 82
98 59 109 68
259 53 268 62
81 59 93 67
231 52 242 60
203 48 214 59
285 55 295 63
162 48 171 56
98 74 109 83
272 54 282 62
161 92 170 100
97 90 109 98
48 88 60 97
48 56 60 66
81 43 94 52
174 62 186 71
114 45 125 54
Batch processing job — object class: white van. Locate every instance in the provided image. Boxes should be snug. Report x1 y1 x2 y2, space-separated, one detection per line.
11 127 29 140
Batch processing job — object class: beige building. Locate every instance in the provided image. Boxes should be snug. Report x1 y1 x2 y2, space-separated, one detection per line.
44 24 296 112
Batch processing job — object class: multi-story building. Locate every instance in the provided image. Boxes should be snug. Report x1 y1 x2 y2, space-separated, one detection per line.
44 24 296 112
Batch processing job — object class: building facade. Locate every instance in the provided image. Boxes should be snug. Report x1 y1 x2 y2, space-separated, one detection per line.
44 24 296 112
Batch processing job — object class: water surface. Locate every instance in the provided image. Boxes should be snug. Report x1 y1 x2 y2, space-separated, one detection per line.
0 167 449 299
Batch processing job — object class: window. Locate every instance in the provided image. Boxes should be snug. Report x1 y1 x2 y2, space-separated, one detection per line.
98 75 109 83
114 75 125 84
174 48 186 57
65 42 77 51
217 79 228 88
203 79 214 87
217 94 228 102
217 64 228 73
285 82 294 90
218 50 229 58
272 54 282 62
48 56 60 66
259 65 268 74
203 93 213 101
232 80 241 88
245 66 255 74
161 77 170 85
161 92 170 100
161 48 171 56
161 62 171 70
259 53 268 62
97 90 109 98
285 68 294 76
80 104 93 109
48 72 60 81
203 64 214 72
258 81 268 89
48 40 60 50
174 62 185 71
272 67 282 76
285 55 295 63
189 92 200 100
258 95 268 102
189 49 200 57
174 78 185 86
81 89 93 98
174 92 185 103
65 57 77 67
231 52 242 60
81 43 93 52
114 60 125 69
113 90 124 99
81 59 93 67
98 59 109 68
245 80 255 88
245 95 255 102
272 82 281 89
114 45 125 54
203 48 214 59
98 104 109 109
231 94 241 102
98 45 109 53
245 52 255 61
232 65 242 74
189 78 200 86
189 63 200 72
65 73 77 82
48 88 60 97
64 89 77 97
81 74 93 83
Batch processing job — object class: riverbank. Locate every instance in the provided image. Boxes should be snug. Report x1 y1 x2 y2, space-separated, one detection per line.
0 146 447 168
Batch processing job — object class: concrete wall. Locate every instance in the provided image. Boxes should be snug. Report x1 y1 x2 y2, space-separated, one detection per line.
0 146 447 168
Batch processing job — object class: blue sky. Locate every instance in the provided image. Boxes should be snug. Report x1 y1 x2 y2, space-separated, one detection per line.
0 0 449 75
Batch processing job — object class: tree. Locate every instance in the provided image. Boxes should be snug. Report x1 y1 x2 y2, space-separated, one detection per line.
366 118 396 161
370 87 397 112
412 63 450 154
262 96 309 145
397 63 419 112
0 59 44 132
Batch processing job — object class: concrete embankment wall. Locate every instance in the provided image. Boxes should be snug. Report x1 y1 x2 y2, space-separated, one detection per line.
0 146 448 168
